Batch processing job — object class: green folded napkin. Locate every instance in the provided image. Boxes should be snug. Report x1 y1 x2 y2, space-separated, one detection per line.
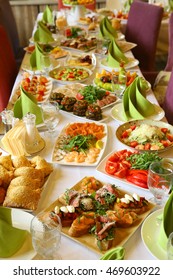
13 86 43 125
123 0 133 13
34 21 54 44
30 42 45 71
107 39 129 68
99 17 118 40
157 191 173 251
42 5 54 24
168 0 173 12
0 207 28 258
100 246 125 260
122 76 155 121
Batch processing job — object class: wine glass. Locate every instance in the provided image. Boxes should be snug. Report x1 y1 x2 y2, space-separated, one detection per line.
30 211 62 260
40 54 54 75
111 71 127 98
40 101 60 138
167 232 173 260
147 159 173 206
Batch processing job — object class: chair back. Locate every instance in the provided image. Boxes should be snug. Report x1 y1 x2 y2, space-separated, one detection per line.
0 25 17 112
163 68 173 125
0 0 20 58
165 13 173 71
125 1 163 71
58 0 96 11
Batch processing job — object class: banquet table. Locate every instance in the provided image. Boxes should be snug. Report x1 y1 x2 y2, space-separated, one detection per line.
0 11 172 261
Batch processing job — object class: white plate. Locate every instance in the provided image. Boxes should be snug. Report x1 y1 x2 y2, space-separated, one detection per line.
66 53 96 71
0 208 35 260
101 57 139 72
111 102 165 123
117 41 137 53
52 122 108 166
10 76 53 105
117 31 125 41
141 209 167 260
49 66 92 85
60 110 108 123
96 149 150 191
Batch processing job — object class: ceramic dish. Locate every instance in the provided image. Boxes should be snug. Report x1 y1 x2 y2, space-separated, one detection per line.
49 66 92 84
116 119 173 153
52 122 107 166
0 208 35 260
141 209 167 260
44 177 155 255
111 103 165 124
96 149 151 191
66 53 96 70
101 57 139 72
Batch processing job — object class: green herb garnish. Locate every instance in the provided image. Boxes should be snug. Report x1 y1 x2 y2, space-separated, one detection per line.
127 152 162 170
79 85 107 104
63 134 96 153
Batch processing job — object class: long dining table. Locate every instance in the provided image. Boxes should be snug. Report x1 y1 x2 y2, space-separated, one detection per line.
1 9 172 261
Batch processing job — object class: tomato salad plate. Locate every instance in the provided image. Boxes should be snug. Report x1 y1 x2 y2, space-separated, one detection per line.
96 149 163 191
44 176 155 255
52 122 107 166
49 66 92 85
116 120 173 153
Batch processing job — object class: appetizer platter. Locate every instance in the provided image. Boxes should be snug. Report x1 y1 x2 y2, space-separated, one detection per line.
45 176 155 254
0 154 53 211
60 36 97 52
52 122 107 165
66 53 96 70
49 66 92 84
24 44 70 59
64 26 87 39
51 84 120 114
96 149 163 190
101 57 139 72
116 120 173 153
9 73 53 104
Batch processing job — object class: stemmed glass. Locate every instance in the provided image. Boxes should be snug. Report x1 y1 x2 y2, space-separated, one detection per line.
111 71 127 98
147 159 173 206
40 101 60 138
40 54 54 75
167 232 173 260
30 211 62 260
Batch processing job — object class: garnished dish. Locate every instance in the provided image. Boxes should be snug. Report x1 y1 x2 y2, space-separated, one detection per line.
46 176 154 253
61 36 97 52
116 120 173 152
96 149 162 190
49 66 91 84
10 73 52 104
94 69 137 92
64 26 87 39
24 44 69 59
66 53 96 70
0 154 53 211
52 122 107 165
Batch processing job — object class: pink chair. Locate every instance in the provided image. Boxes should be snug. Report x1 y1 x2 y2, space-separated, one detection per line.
164 13 173 71
125 1 163 84
163 68 173 125
57 0 96 11
0 25 17 112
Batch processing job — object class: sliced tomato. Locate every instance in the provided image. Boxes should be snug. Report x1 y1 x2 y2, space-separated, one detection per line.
161 128 168 134
126 176 148 189
144 143 151 150
166 133 173 142
121 130 129 138
130 125 136 131
76 93 84 100
107 153 119 162
105 162 118 175
130 141 138 148
114 167 128 178
161 140 170 147
126 169 148 188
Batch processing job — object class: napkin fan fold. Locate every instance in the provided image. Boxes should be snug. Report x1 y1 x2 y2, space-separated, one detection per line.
107 39 129 68
42 5 54 24
34 21 54 44
99 17 118 40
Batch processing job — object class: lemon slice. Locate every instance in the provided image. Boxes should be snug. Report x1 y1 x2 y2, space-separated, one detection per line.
96 140 103 149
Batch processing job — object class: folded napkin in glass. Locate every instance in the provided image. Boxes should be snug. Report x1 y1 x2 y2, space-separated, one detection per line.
34 21 54 44
157 191 173 251
100 246 125 260
122 76 155 121
0 207 28 258
13 86 43 125
107 39 129 68
42 5 54 24
99 16 118 40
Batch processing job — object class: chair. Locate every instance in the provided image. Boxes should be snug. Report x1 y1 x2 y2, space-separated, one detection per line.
163 68 173 125
0 0 24 69
58 0 96 11
125 1 163 85
0 25 18 112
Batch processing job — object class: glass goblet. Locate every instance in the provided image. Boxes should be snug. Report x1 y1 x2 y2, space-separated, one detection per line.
30 211 62 260
147 159 173 206
40 54 54 75
111 71 127 98
40 101 60 138
167 232 173 260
